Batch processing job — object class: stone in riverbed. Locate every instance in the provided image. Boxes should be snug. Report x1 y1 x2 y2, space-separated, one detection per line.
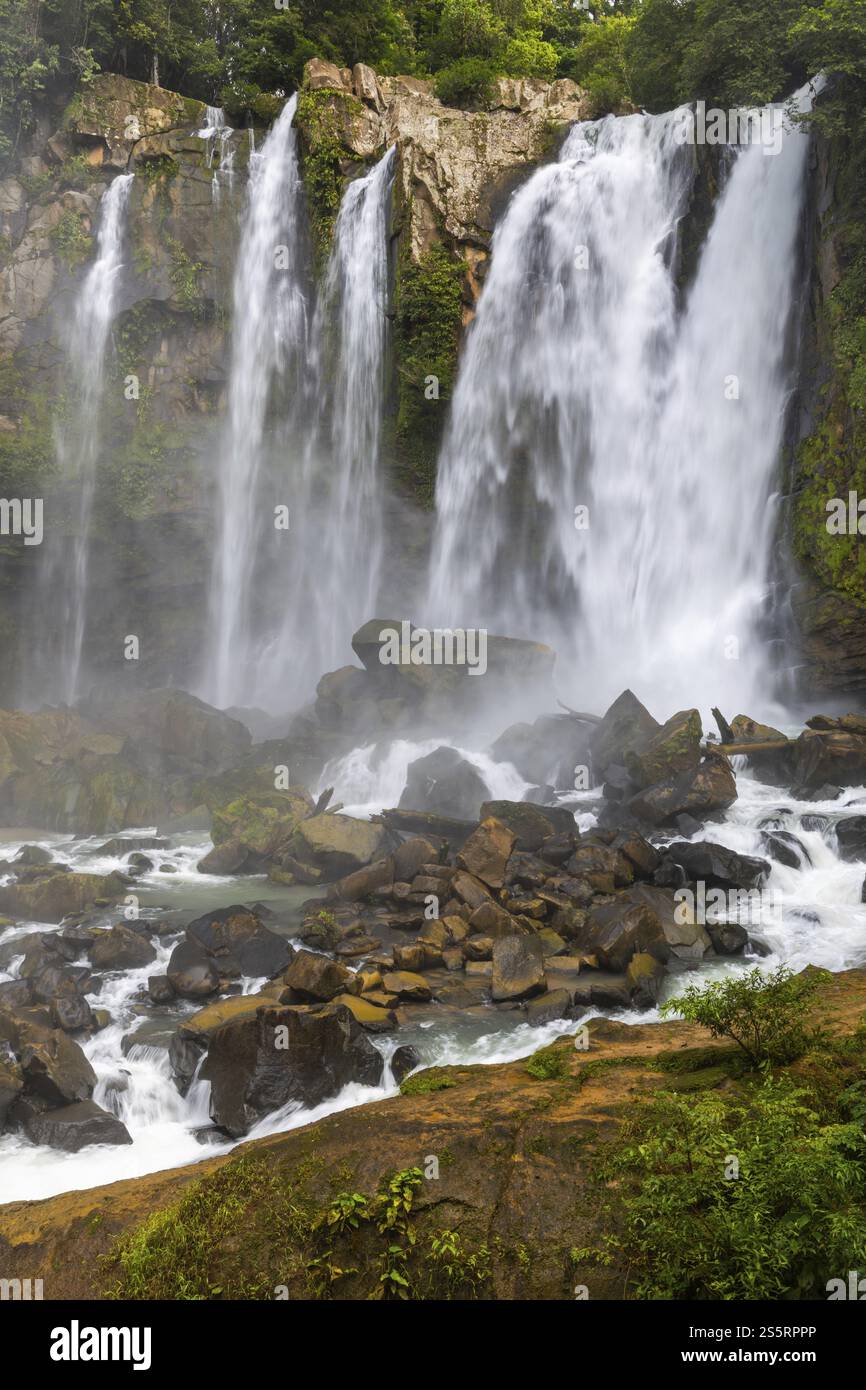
457 818 516 889
0 871 125 924
625 709 703 789
480 799 576 850
491 934 546 1002
524 988 572 1026
296 813 388 877
591 689 659 781
22 1099 132 1151
185 904 293 979
0 1010 96 1106
0 1053 24 1130
202 1002 384 1137
835 816 866 862
382 971 432 1001
399 746 488 821
658 841 769 891
283 950 356 1002
166 938 220 999
88 924 157 971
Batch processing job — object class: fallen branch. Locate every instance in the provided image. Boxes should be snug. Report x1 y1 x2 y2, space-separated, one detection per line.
703 739 792 758
557 701 602 724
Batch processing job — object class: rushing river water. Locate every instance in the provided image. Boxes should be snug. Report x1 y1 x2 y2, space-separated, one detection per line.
2 741 865 1203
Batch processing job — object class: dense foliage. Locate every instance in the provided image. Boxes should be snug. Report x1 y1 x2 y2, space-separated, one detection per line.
3 1 866 165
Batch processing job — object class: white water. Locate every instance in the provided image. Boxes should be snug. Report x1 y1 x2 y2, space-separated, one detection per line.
205 95 308 708
2 762 866 1201
257 145 397 708
49 173 134 704
197 105 235 203
427 93 814 723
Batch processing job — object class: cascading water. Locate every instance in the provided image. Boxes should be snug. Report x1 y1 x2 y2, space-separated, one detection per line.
427 94 815 722
48 173 134 705
198 105 235 203
204 95 308 708
256 145 397 708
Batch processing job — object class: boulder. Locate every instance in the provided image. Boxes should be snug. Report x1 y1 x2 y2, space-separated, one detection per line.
0 1052 24 1130
479 800 576 850
626 952 666 1007
760 830 811 869
390 1045 421 1085
790 729 866 792
625 709 703 789
203 1003 384 1137
326 856 395 902
210 791 313 864
524 988 572 1026
81 687 251 775
197 840 253 875
50 996 94 1033
185 905 293 979
23 1099 132 1151
490 715 592 789
578 898 665 973
89 925 157 972
331 993 396 1032
625 753 737 827
0 871 125 924
835 816 866 862
283 950 355 1002
0 1011 96 1105
296 813 388 878
382 971 432 1002
591 690 659 780
94 835 169 857
147 975 175 1005
491 934 546 1002
393 837 440 882
166 939 220 999
304 58 349 91
659 841 770 891
399 747 488 821
456 818 516 889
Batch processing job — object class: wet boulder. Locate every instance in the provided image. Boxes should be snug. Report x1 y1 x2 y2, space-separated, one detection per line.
326 856 395 902
0 1050 24 1131
591 690 659 781
296 812 388 878
22 1099 132 1151
578 897 665 973
166 938 220 999
209 790 313 867
760 830 811 869
202 1002 384 1137
0 870 126 924
0 1010 96 1106
491 934 546 1002
480 800 576 851
625 752 737 827
491 715 592 789
88 924 157 972
283 950 356 1002
457 818 516 889
658 841 770 891
790 727 866 793
196 839 254 875
185 904 293 979
835 816 866 862
625 709 703 789
399 747 488 821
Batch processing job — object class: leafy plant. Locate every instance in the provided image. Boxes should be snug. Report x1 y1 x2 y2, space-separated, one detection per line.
661 964 830 1068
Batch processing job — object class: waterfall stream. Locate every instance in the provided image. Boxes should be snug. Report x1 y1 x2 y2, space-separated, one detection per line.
204 94 309 709
49 172 134 705
427 94 814 722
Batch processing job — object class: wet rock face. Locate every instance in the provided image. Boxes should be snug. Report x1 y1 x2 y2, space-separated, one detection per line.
399 747 488 821
202 1002 384 1138
22 1099 132 1152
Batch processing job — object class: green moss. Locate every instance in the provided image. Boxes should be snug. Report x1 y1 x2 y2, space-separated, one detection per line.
295 88 364 268
0 357 56 494
165 234 205 317
399 1068 459 1096
139 154 179 184
794 135 866 609
49 208 93 268
392 243 464 506
525 1045 567 1081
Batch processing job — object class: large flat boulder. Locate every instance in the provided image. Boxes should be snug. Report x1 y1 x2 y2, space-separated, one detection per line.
296 813 388 878
0 871 125 924
23 1100 132 1151
491 934 546 1002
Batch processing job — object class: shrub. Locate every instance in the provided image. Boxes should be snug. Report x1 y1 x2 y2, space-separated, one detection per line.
661 964 830 1068
593 1076 866 1299
435 57 500 109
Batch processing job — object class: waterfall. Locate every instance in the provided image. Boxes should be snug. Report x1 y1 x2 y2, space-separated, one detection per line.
198 105 234 203
205 94 308 708
53 172 134 705
257 145 397 708
427 94 814 721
